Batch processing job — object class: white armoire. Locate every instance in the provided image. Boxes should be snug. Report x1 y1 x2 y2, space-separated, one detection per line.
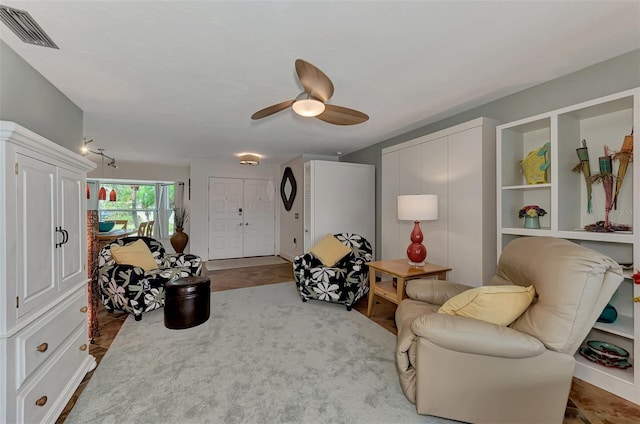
0 121 96 424
304 160 375 253
381 117 499 285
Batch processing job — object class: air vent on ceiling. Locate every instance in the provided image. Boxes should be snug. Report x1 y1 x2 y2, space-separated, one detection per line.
0 5 58 49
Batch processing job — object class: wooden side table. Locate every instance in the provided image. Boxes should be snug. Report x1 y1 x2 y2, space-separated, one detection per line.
366 259 451 317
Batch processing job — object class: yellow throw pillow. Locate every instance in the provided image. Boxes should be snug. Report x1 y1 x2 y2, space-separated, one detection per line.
110 239 159 271
309 234 352 267
438 285 536 326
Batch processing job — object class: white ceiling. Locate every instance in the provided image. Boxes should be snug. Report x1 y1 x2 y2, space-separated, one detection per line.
1 1 639 166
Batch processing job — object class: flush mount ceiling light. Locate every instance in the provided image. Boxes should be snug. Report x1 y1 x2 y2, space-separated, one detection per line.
292 96 325 117
239 154 260 166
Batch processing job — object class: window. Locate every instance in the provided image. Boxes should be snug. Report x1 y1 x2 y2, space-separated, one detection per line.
93 181 179 238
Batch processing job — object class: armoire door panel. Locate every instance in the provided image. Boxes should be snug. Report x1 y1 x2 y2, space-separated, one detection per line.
420 137 448 268
58 167 85 292
16 154 57 318
381 151 400 260
399 145 422 195
448 127 485 283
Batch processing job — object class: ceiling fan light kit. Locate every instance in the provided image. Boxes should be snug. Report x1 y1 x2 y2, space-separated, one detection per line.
292 98 325 117
251 59 368 125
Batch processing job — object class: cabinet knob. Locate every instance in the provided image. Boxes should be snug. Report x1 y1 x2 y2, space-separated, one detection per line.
79 344 87 351
36 343 48 353
634 296 640 303
35 396 47 407
80 306 88 313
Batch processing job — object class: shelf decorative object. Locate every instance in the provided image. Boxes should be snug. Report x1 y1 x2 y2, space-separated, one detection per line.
584 147 633 233
590 150 615 229
520 142 550 184
518 205 546 229
612 129 633 210
573 139 593 214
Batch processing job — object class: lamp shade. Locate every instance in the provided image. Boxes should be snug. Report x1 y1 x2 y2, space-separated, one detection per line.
397 195 438 221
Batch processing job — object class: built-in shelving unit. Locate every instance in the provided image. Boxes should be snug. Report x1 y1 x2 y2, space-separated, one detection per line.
497 88 639 404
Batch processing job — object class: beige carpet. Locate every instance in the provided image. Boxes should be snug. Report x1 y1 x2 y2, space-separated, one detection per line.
65 282 449 424
204 255 288 271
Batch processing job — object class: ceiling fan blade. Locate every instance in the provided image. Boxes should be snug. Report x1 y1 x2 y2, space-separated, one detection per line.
316 104 369 126
295 59 334 102
251 99 295 120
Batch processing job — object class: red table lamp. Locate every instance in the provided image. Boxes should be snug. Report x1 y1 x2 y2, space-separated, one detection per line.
397 194 438 266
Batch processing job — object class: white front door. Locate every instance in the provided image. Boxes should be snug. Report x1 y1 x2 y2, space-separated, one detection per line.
243 179 275 257
207 177 275 260
208 177 243 259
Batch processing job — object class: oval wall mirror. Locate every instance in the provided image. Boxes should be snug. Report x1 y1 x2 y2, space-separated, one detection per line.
280 167 297 211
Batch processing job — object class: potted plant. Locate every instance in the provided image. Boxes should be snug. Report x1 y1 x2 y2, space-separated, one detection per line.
170 207 189 253
518 205 546 229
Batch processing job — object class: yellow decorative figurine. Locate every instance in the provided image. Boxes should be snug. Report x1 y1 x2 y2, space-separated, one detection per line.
521 142 551 184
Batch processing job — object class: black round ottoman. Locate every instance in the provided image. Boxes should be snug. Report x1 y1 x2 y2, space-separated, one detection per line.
164 276 211 329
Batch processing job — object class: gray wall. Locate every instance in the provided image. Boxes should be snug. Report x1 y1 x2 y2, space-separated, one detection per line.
341 49 640 258
0 40 83 149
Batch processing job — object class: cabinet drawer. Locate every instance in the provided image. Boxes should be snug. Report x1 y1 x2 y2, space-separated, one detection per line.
17 326 88 424
16 290 87 388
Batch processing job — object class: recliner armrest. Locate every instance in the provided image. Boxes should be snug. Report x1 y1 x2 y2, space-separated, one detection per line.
410 313 546 358
405 279 473 305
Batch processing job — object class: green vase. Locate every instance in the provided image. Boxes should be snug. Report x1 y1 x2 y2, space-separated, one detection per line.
524 215 540 229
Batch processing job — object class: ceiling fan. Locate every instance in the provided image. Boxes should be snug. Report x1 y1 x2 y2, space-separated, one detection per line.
251 59 369 126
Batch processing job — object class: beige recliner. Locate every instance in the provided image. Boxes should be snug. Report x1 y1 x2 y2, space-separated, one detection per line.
395 237 623 424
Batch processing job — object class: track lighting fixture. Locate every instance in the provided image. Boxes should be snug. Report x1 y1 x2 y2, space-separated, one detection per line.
82 139 118 168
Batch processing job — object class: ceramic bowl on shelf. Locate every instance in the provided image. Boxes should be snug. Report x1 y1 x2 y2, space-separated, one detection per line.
587 340 629 360
579 347 632 369
98 221 115 232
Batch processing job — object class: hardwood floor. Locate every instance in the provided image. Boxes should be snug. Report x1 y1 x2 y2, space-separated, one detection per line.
57 261 640 423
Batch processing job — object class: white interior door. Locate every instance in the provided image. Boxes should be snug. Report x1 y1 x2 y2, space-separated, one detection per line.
208 177 243 259
243 179 275 257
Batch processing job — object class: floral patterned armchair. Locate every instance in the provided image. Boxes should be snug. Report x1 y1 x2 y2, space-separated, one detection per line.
98 236 202 321
293 233 373 310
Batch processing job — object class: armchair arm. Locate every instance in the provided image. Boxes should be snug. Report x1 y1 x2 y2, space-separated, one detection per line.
165 253 203 276
98 264 147 312
410 313 545 358
345 254 371 275
405 279 473 305
99 263 146 285
293 253 315 283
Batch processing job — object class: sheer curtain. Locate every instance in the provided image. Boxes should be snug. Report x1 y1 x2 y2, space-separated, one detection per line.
158 182 184 238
